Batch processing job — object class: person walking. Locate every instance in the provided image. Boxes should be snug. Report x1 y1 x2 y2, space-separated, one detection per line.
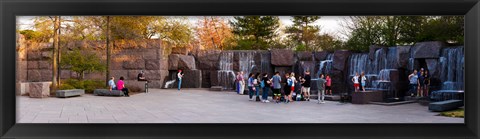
325 74 332 95
360 71 367 91
303 71 312 101
352 72 360 92
408 70 418 97
261 73 270 103
271 72 282 103
239 71 245 95
248 73 256 101
117 76 130 97
177 70 184 91
317 74 327 104
424 70 431 97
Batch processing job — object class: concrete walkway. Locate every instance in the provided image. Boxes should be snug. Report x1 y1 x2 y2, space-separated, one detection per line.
17 88 464 123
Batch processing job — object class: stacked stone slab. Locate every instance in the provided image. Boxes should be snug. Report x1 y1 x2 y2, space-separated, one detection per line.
28 82 52 98
56 89 85 98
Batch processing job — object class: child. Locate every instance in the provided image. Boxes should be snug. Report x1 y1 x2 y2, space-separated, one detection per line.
352 72 360 92
361 72 367 91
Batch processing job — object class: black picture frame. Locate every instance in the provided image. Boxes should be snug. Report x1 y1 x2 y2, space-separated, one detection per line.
1 0 479 138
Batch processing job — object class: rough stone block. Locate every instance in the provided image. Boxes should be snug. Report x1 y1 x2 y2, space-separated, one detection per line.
56 89 85 98
332 50 351 71
271 49 294 66
27 70 41 82
169 54 196 70
178 70 202 88
27 61 39 69
29 82 52 98
429 100 464 112
38 61 51 69
60 70 71 79
18 82 30 96
296 51 314 61
314 51 329 61
27 51 42 60
143 49 158 60
124 80 147 92
93 89 124 96
412 41 446 58
123 59 145 69
369 45 386 60
111 70 129 79
145 59 160 70
396 46 411 68
84 72 105 80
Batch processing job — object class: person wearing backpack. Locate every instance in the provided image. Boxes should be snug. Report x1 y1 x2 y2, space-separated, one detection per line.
283 73 291 103
261 73 270 103
271 72 282 103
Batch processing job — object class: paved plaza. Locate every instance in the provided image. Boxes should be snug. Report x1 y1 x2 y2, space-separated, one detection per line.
17 89 464 123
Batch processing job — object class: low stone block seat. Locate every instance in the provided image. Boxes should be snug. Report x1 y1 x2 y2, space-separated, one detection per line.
428 99 464 112
351 90 384 104
93 89 124 96
56 89 85 98
210 86 223 91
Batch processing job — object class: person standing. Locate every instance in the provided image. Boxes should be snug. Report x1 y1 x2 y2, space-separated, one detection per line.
236 72 241 94
325 74 332 95
117 76 129 97
352 72 360 92
239 71 245 95
108 77 117 91
271 72 282 103
303 71 312 101
248 73 255 101
261 73 270 103
418 70 425 97
137 70 148 93
254 73 261 101
177 69 184 91
408 70 418 97
317 74 327 104
289 72 296 102
424 70 430 97
284 73 291 103
360 71 367 91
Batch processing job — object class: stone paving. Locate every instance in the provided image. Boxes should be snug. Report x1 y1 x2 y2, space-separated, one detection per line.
17 89 464 123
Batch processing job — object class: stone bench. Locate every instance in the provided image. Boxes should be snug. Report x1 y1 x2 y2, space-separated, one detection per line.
93 89 124 96
28 82 52 98
430 90 465 102
210 86 223 91
56 89 85 98
351 90 384 104
428 100 464 112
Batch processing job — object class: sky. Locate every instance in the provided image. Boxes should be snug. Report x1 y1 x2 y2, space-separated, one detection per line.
17 16 349 39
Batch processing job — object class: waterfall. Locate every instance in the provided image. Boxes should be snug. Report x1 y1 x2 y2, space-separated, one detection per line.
439 47 464 90
317 53 333 78
218 51 236 90
239 52 256 80
348 53 369 76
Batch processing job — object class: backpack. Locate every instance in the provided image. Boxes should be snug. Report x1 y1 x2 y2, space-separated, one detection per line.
287 79 293 86
260 80 265 88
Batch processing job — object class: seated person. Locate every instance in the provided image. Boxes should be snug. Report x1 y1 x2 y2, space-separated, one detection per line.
117 76 130 97
108 77 117 91
137 70 148 82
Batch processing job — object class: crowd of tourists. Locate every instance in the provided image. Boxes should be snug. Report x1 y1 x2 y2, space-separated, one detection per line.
235 71 332 104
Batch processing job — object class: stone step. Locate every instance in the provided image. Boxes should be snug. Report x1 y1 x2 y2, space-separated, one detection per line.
210 86 223 91
429 99 464 112
308 95 340 101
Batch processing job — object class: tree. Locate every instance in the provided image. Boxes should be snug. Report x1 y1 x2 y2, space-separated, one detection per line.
285 16 321 51
105 16 111 86
230 16 280 50
195 16 234 50
312 34 344 52
52 16 60 90
60 49 106 80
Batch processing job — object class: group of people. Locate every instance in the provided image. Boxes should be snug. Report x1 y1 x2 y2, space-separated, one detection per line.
352 72 367 92
235 71 333 104
408 68 431 97
107 70 150 97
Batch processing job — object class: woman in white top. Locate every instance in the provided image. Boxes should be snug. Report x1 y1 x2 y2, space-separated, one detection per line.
352 72 360 92
289 72 296 102
361 72 367 91
177 70 184 91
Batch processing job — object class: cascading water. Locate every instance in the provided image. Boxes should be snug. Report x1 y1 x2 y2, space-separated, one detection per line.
439 47 464 90
239 52 256 81
218 51 236 90
316 53 333 78
164 80 177 88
